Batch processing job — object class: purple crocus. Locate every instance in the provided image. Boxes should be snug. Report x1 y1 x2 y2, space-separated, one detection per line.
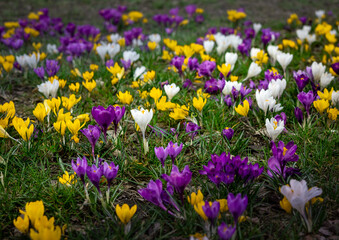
162 165 192 203
171 56 185 75
297 91 314 115
138 179 169 213
106 59 114 68
101 161 119 189
34 67 45 80
331 62 339 75
293 70 310 92
227 193 248 223
218 223 236 240
294 107 303 124
166 141 183 164
198 60 216 77
112 106 125 135
154 146 168 167
120 59 131 69
81 125 101 159
45 59 60 77
91 105 115 141
188 57 199 71
86 164 103 193
222 127 234 141
202 201 220 222
240 86 252 99
185 122 201 140
71 156 88 185
204 78 220 94
183 79 193 89
185 4 197 17
224 95 233 107
267 141 299 178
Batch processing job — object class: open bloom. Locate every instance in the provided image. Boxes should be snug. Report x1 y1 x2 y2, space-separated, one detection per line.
101 161 119 188
166 141 183 164
71 156 88 185
218 222 236 240
164 83 180 101
116 204 137 225
131 108 153 153
266 117 285 141
256 89 283 115
280 179 322 232
202 200 220 222
37 80 59 98
86 164 103 193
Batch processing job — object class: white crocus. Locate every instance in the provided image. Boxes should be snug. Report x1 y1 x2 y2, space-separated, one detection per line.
131 108 153 154
267 45 279 65
265 117 284 141
332 90 339 106
148 33 161 44
315 10 325 20
222 81 242 95
203 40 215 54
256 89 283 115
37 79 59 98
277 52 293 74
250 48 261 59
96 45 108 62
280 179 322 232
123 50 140 63
164 83 180 101
107 43 120 59
134 66 147 81
320 72 334 89
16 55 28 69
225 52 238 71
311 62 326 83
253 23 262 34
46 44 59 54
268 78 286 99
296 29 309 42
244 62 261 81
27 53 40 69
306 34 316 45
109 33 122 43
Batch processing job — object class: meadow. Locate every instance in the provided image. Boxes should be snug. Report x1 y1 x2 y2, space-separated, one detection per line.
0 2 338 239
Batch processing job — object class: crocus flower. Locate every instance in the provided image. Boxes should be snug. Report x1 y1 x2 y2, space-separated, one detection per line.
101 161 119 188
138 179 168 212
294 107 304 124
185 122 201 140
331 62 339 75
71 156 88 185
37 79 59 98
297 91 314 115
320 72 334 89
116 204 137 225
154 146 168 167
166 141 183 164
34 67 45 80
277 52 293 74
81 125 101 159
164 83 180 101
222 127 234 141
86 164 103 193
131 108 153 154
293 70 310 92
112 106 125 135
202 201 220 222
244 62 261 81
268 78 286 99
162 165 192 203
256 89 282 115
266 117 284 141
91 105 115 141
280 179 322 232
310 62 326 83
267 141 299 178
218 223 236 240
227 193 248 223
45 59 60 77
198 60 216 77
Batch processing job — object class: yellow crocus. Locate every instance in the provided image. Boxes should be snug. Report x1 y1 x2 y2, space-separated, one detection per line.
118 38 125 47
194 201 208 221
62 94 81 111
143 70 155 83
12 116 34 141
90 64 99 71
53 121 67 136
183 45 194 58
107 62 124 76
169 106 189 120
58 171 77 186
117 91 133 105
116 204 137 224
46 97 61 116
69 83 80 93
74 113 90 123
147 41 157 51
313 99 329 114
0 125 10 138
2 61 13 72
58 79 67 89
280 197 292 214
56 109 72 122
317 88 333 101
187 190 204 205
82 80 96 93
32 42 41 52
19 200 44 225
235 100 250 116
217 64 231 77
66 119 85 137
230 75 239 82
156 96 176 111
33 103 47 123
150 87 162 103
324 44 335 55
5 55 15 63
13 214 29 234
193 96 207 112
82 71 94 81
217 199 228 213
30 226 62 240
327 108 339 120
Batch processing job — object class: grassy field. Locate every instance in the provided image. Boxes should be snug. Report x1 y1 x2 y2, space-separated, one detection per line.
0 1 339 239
